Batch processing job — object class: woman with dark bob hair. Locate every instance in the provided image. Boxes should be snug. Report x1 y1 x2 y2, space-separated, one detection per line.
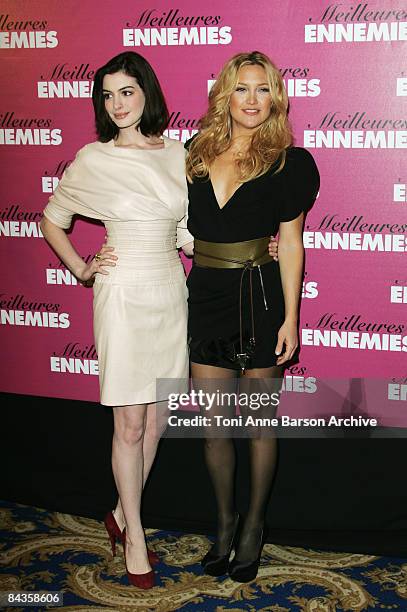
41 51 194 589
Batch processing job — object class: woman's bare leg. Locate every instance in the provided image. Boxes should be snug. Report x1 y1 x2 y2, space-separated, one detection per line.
112 401 168 531
112 404 150 574
142 400 168 485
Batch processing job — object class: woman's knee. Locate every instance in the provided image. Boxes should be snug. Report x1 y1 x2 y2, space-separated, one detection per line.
114 412 146 445
144 418 165 444
144 407 168 440
204 437 233 452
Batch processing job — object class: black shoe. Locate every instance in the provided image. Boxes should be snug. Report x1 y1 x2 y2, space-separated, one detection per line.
228 525 265 583
201 512 240 577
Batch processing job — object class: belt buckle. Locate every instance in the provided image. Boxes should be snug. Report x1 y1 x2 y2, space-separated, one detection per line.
236 352 250 372
236 338 256 373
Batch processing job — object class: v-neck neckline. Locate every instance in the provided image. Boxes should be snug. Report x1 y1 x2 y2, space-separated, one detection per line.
208 176 245 211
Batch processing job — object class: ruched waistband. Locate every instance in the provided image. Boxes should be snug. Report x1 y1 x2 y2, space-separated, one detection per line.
105 220 178 251
95 220 185 285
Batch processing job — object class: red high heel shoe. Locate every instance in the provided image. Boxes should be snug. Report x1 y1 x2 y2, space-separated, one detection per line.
104 511 159 566
122 528 155 589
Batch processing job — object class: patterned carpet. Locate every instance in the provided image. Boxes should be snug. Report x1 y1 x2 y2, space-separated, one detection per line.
0 501 406 611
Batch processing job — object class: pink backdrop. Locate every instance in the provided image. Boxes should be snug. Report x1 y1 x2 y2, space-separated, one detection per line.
1 1 406 421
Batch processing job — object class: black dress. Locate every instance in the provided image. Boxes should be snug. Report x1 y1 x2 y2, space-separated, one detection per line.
186 147 320 370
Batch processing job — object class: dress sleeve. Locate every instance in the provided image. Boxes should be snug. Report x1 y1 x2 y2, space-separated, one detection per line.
43 145 97 229
184 135 197 151
176 210 194 248
279 147 320 223
176 139 195 247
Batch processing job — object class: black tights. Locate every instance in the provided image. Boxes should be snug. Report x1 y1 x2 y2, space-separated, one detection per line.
192 362 282 562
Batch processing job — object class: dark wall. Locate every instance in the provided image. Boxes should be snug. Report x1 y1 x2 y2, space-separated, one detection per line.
2 393 406 557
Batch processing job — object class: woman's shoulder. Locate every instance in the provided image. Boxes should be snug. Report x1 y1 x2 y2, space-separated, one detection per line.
285 146 317 166
281 146 319 179
184 133 199 151
163 135 184 149
73 140 106 159
162 135 190 160
59 142 102 173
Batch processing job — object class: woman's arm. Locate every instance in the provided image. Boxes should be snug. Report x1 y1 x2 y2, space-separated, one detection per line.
181 240 194 257
40 217 115 282
274 212 304 364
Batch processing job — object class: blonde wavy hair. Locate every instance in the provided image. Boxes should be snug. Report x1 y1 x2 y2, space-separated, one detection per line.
186 51 293 183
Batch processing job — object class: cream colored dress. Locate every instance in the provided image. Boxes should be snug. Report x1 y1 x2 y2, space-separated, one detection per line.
43 137 192 406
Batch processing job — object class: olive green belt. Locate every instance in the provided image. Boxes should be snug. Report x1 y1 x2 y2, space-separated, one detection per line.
193 237 272 269
193 237 272 372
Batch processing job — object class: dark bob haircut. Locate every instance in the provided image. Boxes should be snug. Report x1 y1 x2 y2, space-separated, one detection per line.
92 52 169 142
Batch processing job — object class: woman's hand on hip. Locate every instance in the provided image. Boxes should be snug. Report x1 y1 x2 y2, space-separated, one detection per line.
275 319 298 365
79 243 117 283
268 235 278 261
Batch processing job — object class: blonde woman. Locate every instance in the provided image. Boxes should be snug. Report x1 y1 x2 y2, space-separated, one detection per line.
185 51 319 582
